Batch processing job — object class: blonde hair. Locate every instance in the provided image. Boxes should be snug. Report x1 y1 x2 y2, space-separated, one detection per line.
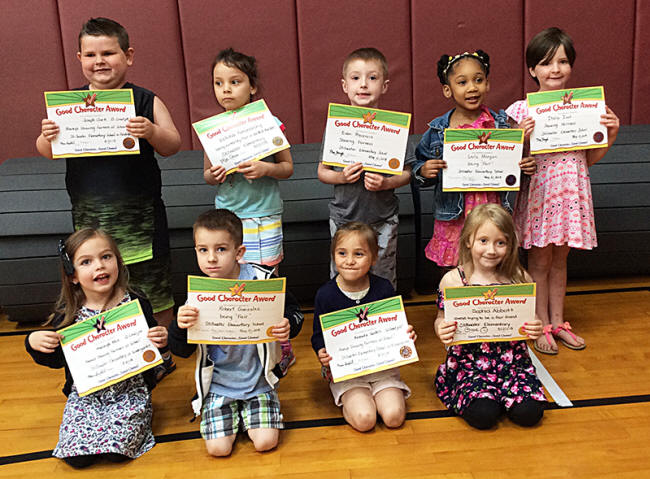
458 204 527 283
48 228 129 328
331 222 379 261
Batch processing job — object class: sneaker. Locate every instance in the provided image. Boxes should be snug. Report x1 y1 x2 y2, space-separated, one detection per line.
278 341 296 376
154 355 176 383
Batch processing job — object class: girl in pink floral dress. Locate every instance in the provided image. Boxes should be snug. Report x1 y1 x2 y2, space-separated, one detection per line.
434 204 546 429
506 28 620 355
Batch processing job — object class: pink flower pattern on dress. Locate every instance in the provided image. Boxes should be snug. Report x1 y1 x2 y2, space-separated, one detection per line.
506 100 597 249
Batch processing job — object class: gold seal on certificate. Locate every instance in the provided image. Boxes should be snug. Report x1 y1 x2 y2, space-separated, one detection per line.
321 103 411 175
58 299 162 397
527 86 607 154
44 89 139 158
442 128 524 192
320 296 418 383
186 275 286 345
444 284 536 345
193 99 290 175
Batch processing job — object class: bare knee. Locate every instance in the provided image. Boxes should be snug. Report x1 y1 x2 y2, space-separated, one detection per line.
205 437 234 457
248 429 279 452
380 404 406 428
346 408 377 432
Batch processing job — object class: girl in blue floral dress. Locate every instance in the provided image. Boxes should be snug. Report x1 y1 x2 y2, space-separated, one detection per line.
26 228 168 468
434 204 546 429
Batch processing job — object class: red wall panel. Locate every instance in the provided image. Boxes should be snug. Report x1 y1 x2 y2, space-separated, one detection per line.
1 0 67 162
57 0 193 150
632 1 650 124
411 0 524 134
178 0 303 147
524 0 634 124
296 0 413 143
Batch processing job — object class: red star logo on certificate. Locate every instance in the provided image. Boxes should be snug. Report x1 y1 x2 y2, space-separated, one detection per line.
229 283 246 296
83 93 97 107
562 91 573 105
477 131 492 144
482 288 498 300
362 112 376 124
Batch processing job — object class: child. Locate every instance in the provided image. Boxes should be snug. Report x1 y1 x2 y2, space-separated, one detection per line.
168 209 303 456
317 47 412 288
204 48 293 268
311 222 416 432
36 18 181 347
434 204 546 429
25 228 169 468
409 50 536 267
505 28 620 354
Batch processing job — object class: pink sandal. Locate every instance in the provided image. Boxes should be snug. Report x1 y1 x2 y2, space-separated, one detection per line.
552 322 586 350
533 324 558 355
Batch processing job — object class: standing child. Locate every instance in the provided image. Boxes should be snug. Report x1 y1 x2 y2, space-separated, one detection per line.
311 222 416 432
318 47 412 288
434 204 546 429
36 18 181 352
505 28 620 354
25 228 169 468
204 48 296 371
409 50 536 267
169 209 303 456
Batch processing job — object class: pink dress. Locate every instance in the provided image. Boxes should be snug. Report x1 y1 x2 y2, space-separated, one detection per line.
506 100 597 250
425 106 500 266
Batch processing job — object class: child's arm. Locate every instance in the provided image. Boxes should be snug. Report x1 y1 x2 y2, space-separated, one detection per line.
204 152 227 185
318 161 363 185
586 105 620 167
168 305 199 358
284 290 304 339
36 119 59 159
409 130 446 187
434 271 461 345
238 148 294 180
126 96 181 157
270 318 290 342
521 271 543 340
317 348 332 367
364 165 412 191
25 330 66 368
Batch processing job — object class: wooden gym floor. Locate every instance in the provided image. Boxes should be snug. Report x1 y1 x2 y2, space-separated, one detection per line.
1 277 649 478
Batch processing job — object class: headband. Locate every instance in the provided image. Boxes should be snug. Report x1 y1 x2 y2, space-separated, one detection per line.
442 51 488 77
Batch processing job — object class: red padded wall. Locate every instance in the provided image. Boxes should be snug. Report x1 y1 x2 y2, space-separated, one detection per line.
632 1 650 124
296 0 413 143
178 0 303 147
411 0 524 134
0 0 68 162
57 0 193 150
524 0 634 124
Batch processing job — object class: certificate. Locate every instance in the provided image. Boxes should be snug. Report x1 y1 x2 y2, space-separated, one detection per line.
44 89 139 158
186 275 286 345
320 296 418 383
58 299 162 397
527 86 607 154
321 103 411 175
443 284 536 345
443 128 524 192
193 99 290 175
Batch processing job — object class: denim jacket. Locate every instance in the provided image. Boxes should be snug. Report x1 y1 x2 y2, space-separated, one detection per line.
408 107 516 221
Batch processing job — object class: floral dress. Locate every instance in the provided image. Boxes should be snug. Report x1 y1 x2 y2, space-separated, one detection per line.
425 106 501 266
506 100 597 249
434 268 546 414
53 293 155 459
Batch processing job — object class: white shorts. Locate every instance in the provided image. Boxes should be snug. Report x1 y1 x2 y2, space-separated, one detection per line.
329 368 411 407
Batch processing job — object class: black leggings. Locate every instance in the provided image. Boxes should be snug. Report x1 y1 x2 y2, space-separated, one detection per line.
460 398 544 429
63 453 130 469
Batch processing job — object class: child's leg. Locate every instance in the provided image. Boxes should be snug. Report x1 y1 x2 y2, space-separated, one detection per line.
329 218 339 279
205 435 237 457
247 428 279 452
527 245 557 353
374 387 406 428
371 214 399 288
460 398 502 430
506 400 544 427
549 245 585 348
62 455 97 468
341 387 378 432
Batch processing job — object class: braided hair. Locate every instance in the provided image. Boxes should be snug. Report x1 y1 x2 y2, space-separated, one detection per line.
437 50 490 85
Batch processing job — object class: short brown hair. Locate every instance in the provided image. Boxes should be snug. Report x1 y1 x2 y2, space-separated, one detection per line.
331 221 379 260
193 209 243 246
342 47 389 79
78 17 130 52
526 27 576 85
